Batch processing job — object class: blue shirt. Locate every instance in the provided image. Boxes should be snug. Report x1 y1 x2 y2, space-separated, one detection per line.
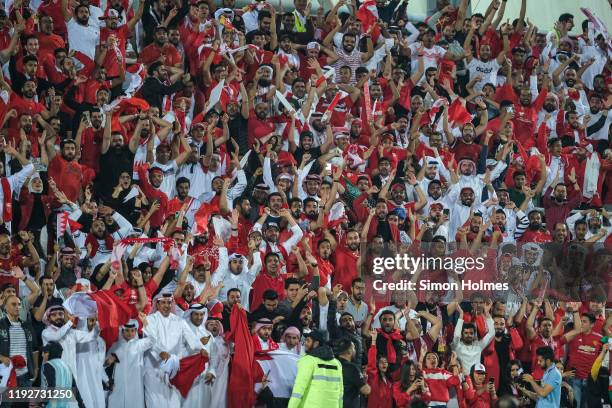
536 364 562 408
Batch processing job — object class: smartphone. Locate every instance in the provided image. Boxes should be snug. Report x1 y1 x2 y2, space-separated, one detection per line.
489 377 495 384
443 209 450 217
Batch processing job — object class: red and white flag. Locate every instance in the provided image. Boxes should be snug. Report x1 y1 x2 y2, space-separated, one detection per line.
253 350 299 399
356 0 381 40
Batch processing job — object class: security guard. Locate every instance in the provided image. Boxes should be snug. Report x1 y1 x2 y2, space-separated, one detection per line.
288 329 343 408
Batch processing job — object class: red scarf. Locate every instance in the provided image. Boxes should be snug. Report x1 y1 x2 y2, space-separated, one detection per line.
85 233 115 258
1 178 12 222
377 328 403 364
252 333 279 352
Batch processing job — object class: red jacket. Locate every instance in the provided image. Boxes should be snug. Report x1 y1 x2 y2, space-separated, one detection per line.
482 327 524 389
366 345 393 408
464 382 498 408
422 368 459 404
392 380 432 408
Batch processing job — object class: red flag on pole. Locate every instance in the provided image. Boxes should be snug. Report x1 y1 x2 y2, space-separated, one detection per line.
89 290 132 348
225 305 255 408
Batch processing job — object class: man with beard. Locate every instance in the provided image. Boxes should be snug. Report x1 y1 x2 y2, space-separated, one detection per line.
452 302 495 375
140 61 189 112
62 3 100 62
8 77 52 122
542 177 582 233
247 100 275 147
252 317 279 352
584 93 611 153
464 21 510 92
290 124 331 164
344 278 369 330
7 114 41 158
568 208 611 242
64 74 111 130
181 303 215 408
324 31 374 84
521 346 562 408
41 305 97 386
97 114 138 200
141 25 183 68
46 138 84 203
136 164 169 229
253 208 304 271
288 329 343 407
509 84 550 149
50 247 79 292
331 229 361 291
73 108 105 173
328 311 364 366
448 119 489 163
99 6 144 80
537 93 561 138
519 210 553 243
143 292 207 408
212 238 262 312
447 186 487 241
387 177 427 214
372 310 405 378
526 304 566 380
482 314 523 390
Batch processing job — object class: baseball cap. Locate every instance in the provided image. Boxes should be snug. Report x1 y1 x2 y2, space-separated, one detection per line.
99 8 120 19
473 363 487 373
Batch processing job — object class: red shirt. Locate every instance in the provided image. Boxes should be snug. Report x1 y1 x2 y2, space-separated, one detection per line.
451 139 482 163
331 244 359 291
36 32 65 61
250 272 286 311
247 109 275 147
48 155 84 202
100 25 130 77
140 42 182 68
9 94 45 117
7 128 41 158
38 0 68 37
562 331 603 379
80 128 104 173
316 95 353 127
0 254 25 296
115 279 158 317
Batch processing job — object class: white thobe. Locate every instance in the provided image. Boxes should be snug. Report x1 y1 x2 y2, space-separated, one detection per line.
1 163 34 232
107 337 152 408
181 322 215 408
209 335 230 408
143 312 203 408
41 321 96 384
76 336 107 408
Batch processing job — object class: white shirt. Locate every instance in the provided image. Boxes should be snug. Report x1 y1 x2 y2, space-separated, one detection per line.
467 58 501 92
452 317 495 375
408 43 446 83
66 18 100 61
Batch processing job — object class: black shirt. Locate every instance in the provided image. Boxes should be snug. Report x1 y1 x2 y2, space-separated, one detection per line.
340 357 365 408
97 146 136 200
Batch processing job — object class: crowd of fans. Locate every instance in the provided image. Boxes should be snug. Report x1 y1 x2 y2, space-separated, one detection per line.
0 0 609 406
